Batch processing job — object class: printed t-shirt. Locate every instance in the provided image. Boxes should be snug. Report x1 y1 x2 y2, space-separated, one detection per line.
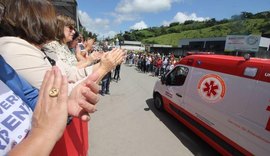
0 80 33 155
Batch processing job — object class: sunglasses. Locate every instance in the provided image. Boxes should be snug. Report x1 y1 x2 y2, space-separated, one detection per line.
68 26 75 31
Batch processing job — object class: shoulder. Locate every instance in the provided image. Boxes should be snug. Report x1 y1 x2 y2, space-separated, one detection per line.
0 37 46 64
43 41 61 51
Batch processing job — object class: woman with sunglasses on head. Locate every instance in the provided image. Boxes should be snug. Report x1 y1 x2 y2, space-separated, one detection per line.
43 14 125 84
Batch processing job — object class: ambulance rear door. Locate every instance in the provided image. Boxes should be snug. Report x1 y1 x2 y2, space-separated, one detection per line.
237 64 270 155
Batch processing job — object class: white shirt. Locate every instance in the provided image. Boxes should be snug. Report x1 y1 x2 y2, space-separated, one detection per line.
0 80 33 155
0 37 92 94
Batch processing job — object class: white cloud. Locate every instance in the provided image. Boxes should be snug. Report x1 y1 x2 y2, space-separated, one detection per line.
130 21 148 30
113 0 183 24
116 0 182 13
162 12 210 26
78 10 111 36
111 12 139 24
98 31 118 39
174 12 209 23
162 21 171 27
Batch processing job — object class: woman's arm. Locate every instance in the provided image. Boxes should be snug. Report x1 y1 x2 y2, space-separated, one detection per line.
76 51 103 69
92 48 126 82
9 67 68 156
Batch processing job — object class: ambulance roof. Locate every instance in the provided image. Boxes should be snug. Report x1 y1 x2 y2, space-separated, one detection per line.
178 54 270 82
182 54 270 66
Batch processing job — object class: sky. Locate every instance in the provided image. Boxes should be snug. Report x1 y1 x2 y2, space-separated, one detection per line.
77 0 269 39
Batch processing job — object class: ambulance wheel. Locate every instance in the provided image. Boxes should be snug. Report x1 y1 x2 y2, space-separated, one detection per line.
154 94 164 111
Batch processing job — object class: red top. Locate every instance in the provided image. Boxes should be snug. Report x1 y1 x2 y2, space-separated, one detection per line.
50 118 89 156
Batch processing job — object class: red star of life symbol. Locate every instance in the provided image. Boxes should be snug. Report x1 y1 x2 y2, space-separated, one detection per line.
203 80 219 97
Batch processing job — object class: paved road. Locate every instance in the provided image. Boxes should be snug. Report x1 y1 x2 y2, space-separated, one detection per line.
88 64 220 156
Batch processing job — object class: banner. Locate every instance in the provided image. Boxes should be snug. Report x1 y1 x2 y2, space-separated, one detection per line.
225 35 260 52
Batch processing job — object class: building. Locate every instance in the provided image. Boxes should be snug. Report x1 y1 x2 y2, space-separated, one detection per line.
51 0 82 29
120 41 145 51
179 35 270 58
145 44 184 56
179 37 226 53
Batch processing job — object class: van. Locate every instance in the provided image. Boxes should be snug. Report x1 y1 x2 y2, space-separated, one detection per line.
153 54 270 155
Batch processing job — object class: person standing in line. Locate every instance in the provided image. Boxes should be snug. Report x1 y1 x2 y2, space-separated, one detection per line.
156 55 163 76
100 41 112 95
129 51 134 66
100 71 111 95
113 64 121 82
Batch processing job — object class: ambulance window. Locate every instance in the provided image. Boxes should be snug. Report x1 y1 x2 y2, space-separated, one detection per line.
166 66 189 86
243 67 258 78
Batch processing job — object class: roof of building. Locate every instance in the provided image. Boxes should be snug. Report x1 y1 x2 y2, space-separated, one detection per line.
51 0 82 27
123 41 142 45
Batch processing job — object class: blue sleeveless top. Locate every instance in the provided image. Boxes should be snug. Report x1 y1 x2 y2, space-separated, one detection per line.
0 55 38 110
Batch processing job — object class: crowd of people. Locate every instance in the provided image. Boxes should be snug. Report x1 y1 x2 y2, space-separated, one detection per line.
0 0 125 155
126 51 182 76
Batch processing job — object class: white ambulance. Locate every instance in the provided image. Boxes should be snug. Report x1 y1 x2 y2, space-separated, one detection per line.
153 54 270 156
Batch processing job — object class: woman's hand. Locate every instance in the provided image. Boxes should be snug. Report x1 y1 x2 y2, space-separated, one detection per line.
94 48 125 82
75 44 86 62
84 38 95 52
9 67 68 156
67 72 100 121
31 66 68 141
87 51 103 62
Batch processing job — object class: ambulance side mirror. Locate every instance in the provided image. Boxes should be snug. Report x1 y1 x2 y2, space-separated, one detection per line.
160 75 167 85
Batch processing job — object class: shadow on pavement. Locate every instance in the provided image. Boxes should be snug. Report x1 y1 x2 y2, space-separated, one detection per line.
145 98 221 156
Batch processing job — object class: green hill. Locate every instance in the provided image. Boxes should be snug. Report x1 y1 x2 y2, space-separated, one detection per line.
143 19 269 47
116 11 270 47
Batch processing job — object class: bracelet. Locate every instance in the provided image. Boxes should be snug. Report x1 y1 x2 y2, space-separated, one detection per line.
67 115 73 125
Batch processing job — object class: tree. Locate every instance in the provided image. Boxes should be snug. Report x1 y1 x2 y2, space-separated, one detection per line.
79 27 88 38
167 28 177 33
260 23 270 36
254 11 270 19
184 20 194 25
116 33 124 42
205 18 216 27
218 18 229 24
231 14 241 21
160 26 167 35
169 22 179 27
240 12 253 19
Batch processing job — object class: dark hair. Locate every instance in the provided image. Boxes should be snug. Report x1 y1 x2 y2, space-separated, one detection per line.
55 15 75 43
0 0 57 45
72 30 79 41
88 32 92 38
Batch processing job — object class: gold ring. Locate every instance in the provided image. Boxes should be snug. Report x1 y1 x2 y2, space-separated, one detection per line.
49 87 59 97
